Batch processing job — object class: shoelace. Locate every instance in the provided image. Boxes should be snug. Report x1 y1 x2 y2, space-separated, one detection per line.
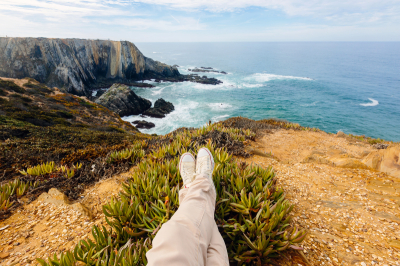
182 166 195 183
197 157 211 175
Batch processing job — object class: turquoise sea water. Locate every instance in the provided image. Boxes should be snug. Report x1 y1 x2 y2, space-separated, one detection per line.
123 43 400 141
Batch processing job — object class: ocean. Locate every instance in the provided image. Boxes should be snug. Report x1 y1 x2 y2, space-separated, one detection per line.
122 42 400 141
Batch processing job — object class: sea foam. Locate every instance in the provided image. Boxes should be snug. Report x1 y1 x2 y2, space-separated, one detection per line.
123 100 201 134
248 73 313 82
360 98 379 107
207 103 233 110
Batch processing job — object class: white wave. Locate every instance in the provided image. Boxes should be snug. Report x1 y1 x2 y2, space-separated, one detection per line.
207 103 233 110
238 83 264 88
151 87 164 95
360 98 379 107
151 84 174 96
212 115 230 122
300 101 319 107
248 73 313 82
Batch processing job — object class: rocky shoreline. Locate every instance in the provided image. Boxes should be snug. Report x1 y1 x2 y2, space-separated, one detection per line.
149 73 222 85
93 84 175 128
0 37 223 98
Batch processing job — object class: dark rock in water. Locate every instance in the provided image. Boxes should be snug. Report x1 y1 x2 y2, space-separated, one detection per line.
143 98 174 118
95 84 151 117
154 98 174 113
132 120 155 129
188 67 227 75
142 108 165 118
0 37 179 97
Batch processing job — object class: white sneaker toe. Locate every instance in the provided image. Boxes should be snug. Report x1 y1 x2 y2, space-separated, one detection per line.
179 153 196 187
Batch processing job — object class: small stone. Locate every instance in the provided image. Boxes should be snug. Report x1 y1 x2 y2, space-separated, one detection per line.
0 252 10 259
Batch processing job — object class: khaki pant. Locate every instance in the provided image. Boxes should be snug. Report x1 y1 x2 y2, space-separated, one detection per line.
146 174 229 266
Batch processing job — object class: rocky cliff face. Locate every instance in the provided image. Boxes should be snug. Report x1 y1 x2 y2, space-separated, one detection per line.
0 38 179 96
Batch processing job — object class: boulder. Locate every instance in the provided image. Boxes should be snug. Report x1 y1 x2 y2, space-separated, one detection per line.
142 98 174 118
336 131 346 138
132 120 155 129
154 98 174 113
142 108 166 118
362 145 400 178
95 84 151 117
331 158 369 169
37 188 94 219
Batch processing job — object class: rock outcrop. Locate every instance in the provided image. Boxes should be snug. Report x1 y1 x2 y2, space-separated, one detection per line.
143 98 174 118
0 37 179 96
37 188 94 219
95 84 151 117
363 145 400 178
132 120 155 129
188 67 227 74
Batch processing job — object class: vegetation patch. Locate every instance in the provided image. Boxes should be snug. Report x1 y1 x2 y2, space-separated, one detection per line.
348 133 389 145
24 81 53 95
34 123 306 266
0 78 26 93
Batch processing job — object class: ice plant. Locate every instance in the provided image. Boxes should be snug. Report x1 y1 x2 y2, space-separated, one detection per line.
37 123 306 266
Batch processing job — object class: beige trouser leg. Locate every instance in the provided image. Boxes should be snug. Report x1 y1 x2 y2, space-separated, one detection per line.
146 174 229 266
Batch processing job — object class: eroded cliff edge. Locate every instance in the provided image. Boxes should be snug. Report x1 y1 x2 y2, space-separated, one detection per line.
0 38 179 96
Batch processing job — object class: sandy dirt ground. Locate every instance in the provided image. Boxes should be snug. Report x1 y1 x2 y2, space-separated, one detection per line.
1 129 399 265
0 169 134 265
244 129 400 266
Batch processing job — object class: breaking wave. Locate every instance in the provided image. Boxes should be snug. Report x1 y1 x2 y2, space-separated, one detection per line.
360 98 379 107
248 73 313 82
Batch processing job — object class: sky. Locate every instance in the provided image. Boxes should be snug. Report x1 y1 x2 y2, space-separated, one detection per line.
0 0 399 42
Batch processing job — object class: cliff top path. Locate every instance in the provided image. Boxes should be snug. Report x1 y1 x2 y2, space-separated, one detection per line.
0 126 399 266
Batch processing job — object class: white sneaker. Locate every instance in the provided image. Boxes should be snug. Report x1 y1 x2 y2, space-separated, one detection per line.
196 148 215 185
179 153 196 187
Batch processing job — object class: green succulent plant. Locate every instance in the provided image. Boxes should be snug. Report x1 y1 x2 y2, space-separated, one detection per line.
37 125 306 265
19 161 56 176
1 179 40 210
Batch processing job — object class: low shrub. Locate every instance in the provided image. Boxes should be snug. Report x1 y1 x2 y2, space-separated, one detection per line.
0 79 26 93
37 123 305 266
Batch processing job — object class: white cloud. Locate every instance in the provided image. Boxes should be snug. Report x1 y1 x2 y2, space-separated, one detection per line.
96 16 206 30
0 0 399 40
132 0 400 23
0 0 131 20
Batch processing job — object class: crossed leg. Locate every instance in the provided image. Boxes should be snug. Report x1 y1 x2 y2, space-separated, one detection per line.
146 174 229 266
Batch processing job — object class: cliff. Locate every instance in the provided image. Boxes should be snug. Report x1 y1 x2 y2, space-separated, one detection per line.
0 38 180 96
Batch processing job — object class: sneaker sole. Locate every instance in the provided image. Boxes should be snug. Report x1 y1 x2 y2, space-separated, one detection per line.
179 152 195 174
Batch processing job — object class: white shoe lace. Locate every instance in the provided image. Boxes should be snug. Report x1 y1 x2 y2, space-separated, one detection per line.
196 156 212 177
181 163 195 184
